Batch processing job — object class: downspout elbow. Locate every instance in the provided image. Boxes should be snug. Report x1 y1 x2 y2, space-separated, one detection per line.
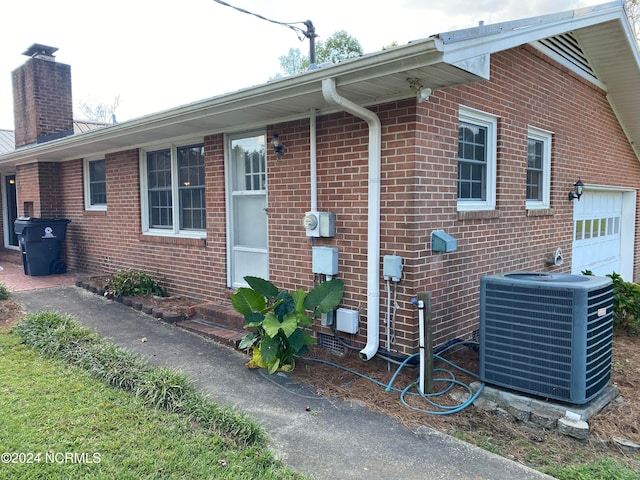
322 78 381 361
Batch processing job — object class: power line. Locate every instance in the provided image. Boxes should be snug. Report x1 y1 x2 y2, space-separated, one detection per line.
212 0 316 42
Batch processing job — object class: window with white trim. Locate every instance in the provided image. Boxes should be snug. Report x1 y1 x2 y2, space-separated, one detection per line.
84 158 106 210
526 127 552 209
457 107 497 211
140 142 206 237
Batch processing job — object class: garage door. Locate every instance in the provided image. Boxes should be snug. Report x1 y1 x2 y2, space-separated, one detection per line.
572 190 622 276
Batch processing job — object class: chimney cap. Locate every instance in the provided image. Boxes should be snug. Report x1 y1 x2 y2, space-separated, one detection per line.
22 44 58 58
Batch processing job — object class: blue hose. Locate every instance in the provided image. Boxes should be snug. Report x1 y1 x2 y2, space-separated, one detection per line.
302 340 485 415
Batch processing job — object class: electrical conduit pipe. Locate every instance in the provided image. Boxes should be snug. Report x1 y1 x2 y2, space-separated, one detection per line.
309 108 318 212
321 78 381 361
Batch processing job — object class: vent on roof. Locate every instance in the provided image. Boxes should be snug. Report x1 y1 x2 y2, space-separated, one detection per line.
536 33 598 81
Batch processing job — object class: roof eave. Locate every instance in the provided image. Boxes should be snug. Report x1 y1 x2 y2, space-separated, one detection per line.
1 37 478 166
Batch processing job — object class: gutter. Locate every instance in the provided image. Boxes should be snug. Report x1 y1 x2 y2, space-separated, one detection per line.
321 78 381 361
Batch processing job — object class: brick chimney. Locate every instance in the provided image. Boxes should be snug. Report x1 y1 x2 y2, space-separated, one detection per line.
12 44 74 148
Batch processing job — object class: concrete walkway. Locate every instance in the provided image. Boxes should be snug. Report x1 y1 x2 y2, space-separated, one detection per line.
8 276 556 480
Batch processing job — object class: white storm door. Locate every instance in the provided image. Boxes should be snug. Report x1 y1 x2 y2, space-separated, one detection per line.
227 133 269 288
572 190 622 277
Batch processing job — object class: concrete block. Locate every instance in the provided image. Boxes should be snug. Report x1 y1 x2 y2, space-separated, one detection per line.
530 409 558 429
473 397 498 411
505 401 532 422
558 416 589 440
613 436 640 453
495 407 511 420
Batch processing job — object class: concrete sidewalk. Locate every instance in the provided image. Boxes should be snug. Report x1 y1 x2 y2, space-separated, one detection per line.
11 285 555 480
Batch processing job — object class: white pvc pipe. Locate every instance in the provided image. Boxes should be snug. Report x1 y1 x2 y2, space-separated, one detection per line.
417 299 425 394
309 108 318 212
321 78 381 361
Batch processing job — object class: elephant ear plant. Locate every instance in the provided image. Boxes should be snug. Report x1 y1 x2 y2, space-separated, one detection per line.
231 276 344 374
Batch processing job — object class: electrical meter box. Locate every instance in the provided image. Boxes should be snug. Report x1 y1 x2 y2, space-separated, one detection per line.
312 246 338 276
303 211 336 237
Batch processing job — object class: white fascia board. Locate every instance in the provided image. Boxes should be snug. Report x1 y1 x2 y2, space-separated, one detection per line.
440 3 628 71
0 37 447 167
452 54 491 80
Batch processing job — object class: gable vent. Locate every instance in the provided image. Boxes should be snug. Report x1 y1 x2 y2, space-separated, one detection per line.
535 33 598 82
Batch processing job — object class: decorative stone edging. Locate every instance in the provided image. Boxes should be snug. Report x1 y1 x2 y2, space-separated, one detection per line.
75 279 187 324
469 382 639 451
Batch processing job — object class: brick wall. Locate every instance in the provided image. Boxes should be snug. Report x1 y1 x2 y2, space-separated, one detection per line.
405 45 640 349
15 162 63 218
32 44 640 356
266 45 640 353
12 56 73 147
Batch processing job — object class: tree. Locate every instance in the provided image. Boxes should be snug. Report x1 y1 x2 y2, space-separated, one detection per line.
275 30 363 77
626 0 640 39
77 95 121 124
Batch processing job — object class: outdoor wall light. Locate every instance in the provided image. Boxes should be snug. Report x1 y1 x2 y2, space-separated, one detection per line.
407 78 432 103
271 134 285 159
568 178 584 201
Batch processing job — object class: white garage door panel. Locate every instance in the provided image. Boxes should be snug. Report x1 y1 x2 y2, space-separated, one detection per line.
572 191 622 277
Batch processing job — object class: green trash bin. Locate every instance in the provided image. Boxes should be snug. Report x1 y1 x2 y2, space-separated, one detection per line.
14 217 71 276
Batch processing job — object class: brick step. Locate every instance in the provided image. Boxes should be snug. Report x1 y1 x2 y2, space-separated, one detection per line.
193 302 245 330
176 317 246 349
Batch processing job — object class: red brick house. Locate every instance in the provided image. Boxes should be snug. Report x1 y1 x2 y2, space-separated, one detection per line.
1 2 639 360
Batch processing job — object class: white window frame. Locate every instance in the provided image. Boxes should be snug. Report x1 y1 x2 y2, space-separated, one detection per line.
139 139 206 239
526 126 552 210
83 157 107 211
457 106 498 212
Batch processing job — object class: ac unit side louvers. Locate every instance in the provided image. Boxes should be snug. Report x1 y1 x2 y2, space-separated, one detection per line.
479 273 613 404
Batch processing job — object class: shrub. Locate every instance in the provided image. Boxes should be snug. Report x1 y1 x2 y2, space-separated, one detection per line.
104 269 167 298
0 282 9 300
232 276 344 373
607 272 640 335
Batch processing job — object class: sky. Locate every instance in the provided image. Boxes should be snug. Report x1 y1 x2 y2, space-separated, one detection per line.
0 0 600 130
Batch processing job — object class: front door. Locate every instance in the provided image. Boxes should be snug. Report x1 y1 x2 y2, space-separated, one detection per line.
4 174 18 248
227 132 268 288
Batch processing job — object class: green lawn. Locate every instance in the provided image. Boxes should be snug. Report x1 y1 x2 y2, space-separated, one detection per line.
0 329 306 479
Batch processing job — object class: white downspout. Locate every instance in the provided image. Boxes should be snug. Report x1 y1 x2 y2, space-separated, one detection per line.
310 108 318 212
321 78 381 361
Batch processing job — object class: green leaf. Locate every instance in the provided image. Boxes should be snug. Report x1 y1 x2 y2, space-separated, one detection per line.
263 312 298 338
295 311 313 328
259 336 279 363
244 276 279 300
267 357 281 374
244 311 264 327
231 288 265 315
288 328 307 353
304 279 344 314
263 314 283 338
238 332 258 350
274 291 295 319
279 313 299 338
291 289 306 314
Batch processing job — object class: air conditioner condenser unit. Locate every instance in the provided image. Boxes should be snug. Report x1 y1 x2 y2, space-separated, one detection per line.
479 272 613 404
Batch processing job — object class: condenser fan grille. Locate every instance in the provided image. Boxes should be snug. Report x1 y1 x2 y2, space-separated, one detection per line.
480 273 613 404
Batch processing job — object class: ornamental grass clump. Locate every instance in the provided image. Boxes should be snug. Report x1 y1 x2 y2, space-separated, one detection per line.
14 311 266 447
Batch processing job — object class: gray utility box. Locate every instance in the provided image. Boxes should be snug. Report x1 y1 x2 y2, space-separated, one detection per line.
14 217 71 276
